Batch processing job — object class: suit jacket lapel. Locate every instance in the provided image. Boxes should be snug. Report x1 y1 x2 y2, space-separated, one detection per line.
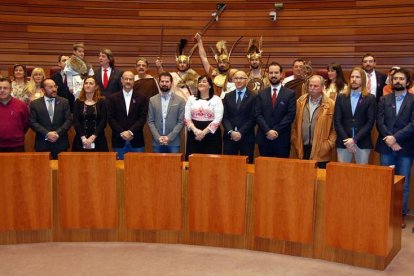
397 93 409 117
239 90 250 111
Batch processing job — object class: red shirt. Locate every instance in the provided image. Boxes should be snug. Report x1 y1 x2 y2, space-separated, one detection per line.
0 97 29 148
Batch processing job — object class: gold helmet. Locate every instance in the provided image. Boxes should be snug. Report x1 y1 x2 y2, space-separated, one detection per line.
246 37 263 61
175 39 198 65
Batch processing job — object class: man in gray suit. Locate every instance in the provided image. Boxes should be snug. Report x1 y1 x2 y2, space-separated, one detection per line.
147 72 185 153
29 78 72 159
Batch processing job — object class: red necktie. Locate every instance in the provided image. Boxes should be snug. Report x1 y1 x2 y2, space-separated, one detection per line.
103 68 109 88
272 87 277 108
367 73 372 92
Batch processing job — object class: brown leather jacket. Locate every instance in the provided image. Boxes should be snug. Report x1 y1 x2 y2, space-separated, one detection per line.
291 93 336 162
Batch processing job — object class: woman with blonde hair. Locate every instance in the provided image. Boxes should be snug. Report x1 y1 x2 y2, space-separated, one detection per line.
72 76 108 152
22 67 46 104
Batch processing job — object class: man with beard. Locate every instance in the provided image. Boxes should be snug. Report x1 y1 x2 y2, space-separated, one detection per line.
133 57 159 100
376 68 414 228
255 62 296 158
107 71 148 160
194 33 235 97
222 70 257 163
147 72 185 153
29 78 72 159
246 37 270 94
361 53 386 100
334 67 376 164
155 40 200 101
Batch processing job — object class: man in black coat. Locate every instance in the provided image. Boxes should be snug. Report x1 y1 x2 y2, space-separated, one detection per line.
222 70 257 163
93 48 122 97
362 53 387 100
255 62 296 158
107 71 148 160
51 55 75 112
29 78 72 159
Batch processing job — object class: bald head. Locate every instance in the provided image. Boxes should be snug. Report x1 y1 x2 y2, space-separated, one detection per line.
233 70 248 90
308 75 324 99
121 71 135 92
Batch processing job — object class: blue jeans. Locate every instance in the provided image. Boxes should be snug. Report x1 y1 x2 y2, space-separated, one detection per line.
152 145 180 153
113 141 144 160
380 152 413 215
337 146 371 164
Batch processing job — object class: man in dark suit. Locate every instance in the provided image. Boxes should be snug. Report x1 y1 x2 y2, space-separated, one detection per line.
334 67 377 164
107 71 148 160
94 48 122 97
376 68 414 228
255 62 296 158
222 70 257 163
362 53 386 100
51 55 75 112
29 78 72 159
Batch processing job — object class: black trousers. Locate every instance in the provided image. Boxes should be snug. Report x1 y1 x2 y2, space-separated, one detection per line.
223 139 255 164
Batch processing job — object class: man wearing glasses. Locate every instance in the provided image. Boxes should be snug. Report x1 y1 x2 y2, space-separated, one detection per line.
222 70 257 163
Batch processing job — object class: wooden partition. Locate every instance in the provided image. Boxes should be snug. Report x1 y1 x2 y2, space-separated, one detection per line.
0 153 52 244
186 154 249 248
253 157 317 257
122 153 183 243
314 162 403 270
56 152 118 241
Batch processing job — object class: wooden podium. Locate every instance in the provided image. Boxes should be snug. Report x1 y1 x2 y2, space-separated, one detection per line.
122 153 183 243
314 162 403 270
253 157 317 257
0 153 52 244
55 152 118 241
186 154 249 248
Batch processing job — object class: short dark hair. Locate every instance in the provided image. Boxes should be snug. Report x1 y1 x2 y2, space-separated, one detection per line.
391 68 412 88
196 74 214 100
268 62 283 73
40 78 54 89
0 77 11 84
57 55 68 62
292 58 305 67
362 53 375 62
159 72 173 82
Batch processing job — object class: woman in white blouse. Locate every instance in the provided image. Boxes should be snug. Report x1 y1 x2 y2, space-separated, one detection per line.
185 75 224 159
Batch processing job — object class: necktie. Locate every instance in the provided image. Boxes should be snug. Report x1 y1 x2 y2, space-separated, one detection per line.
103 68 109 88
236 91 242 110
367 73 372 93
47 99 54 123
272 88 277 108
63 73 67 86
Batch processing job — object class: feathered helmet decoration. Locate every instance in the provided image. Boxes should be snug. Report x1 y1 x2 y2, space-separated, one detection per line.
246 37 263 61
211 36 243 64
176 39 198 64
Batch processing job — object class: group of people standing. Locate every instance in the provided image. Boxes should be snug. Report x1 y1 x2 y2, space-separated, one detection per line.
1 36 414 228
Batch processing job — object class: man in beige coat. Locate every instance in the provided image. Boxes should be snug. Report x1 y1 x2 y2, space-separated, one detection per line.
291 75 336 168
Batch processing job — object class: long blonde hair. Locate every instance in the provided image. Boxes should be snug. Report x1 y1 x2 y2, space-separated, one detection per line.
25 67 46 95
343 67 369 97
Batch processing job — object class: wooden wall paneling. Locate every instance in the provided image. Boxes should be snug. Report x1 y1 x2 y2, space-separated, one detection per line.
187 154 248 248
314 162 403 270
0 153 52 244
56 152 118 241
123 153 183 243
253 157 317 257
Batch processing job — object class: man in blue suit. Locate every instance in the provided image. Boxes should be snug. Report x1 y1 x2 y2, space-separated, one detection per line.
255 62 296 158
376 68 414 228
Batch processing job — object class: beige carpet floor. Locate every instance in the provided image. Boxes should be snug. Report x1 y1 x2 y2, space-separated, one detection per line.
1 219 413 276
